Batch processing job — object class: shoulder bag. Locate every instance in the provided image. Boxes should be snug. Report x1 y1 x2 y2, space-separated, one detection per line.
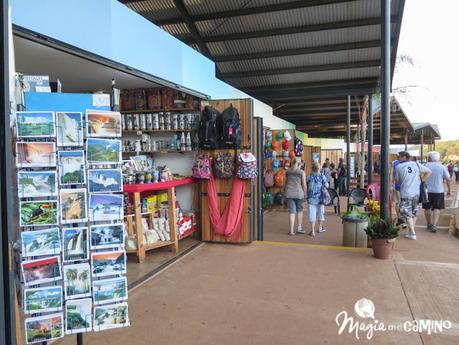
416 162 429 204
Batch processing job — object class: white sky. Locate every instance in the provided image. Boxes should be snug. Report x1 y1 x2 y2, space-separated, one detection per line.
392 0 459 141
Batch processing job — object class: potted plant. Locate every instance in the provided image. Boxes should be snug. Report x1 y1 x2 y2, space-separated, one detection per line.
364 217 399 259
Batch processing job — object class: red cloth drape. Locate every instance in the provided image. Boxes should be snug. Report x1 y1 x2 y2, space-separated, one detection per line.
207 172 245 241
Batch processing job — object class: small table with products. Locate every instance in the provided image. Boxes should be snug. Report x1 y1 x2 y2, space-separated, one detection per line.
123 177 197 263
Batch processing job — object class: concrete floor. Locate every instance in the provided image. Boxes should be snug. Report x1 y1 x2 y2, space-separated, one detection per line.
57 185 459 345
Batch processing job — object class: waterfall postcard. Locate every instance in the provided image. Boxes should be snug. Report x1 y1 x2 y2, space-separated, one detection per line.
62 227 89 262
56 112 83 147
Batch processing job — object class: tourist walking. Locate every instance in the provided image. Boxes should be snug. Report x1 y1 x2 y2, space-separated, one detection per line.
395 151 432 240
284 157 307 236
447 161 454 178
337 158 346 196
390 153 402 225
423 152 451 232
306 162 329 237
454 161 459 182
330 163 338 190
321 161 332 186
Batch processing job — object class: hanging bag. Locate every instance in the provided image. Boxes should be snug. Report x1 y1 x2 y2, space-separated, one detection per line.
274 169 286 187
320 174 332 205
198 106 219 149
192 154 212 179
264 170 275 188
214 152 235 179
236 152 257 179
416 162 429 204
218 104 242 148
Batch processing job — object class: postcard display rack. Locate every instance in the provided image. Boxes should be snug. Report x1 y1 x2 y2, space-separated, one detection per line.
15 110 129 344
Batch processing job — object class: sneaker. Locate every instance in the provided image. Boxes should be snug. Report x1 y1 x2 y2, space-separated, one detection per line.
431 225 438 233
318 227 326 233
297 229 305 234
427 224 433 231
397 218 405 226
404 233 417 240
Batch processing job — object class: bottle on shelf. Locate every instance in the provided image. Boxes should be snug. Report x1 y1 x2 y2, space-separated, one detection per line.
180 132 186 151
159 112 165 130
146 113 153 130
186 132 192 151
153 113 159 130
165 112 171 130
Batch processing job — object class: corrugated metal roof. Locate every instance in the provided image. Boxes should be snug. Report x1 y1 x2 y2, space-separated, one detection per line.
229 67 381 88
218 47 381 74
184 0 295 16
125 0 181 20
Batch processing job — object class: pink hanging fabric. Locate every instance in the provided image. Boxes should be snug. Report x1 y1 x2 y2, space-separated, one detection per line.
207 172 245 241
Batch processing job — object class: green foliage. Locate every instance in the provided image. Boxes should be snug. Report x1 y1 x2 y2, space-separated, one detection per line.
364 217 399 239
432 140 459 159
341 206 369 222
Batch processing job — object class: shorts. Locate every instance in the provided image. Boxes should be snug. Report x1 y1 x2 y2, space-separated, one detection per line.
400 197 419 219
391 189 400 204
308 203 325 223
422 192 445 210
285 198 304 214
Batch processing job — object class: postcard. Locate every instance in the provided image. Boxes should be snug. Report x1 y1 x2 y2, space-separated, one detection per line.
16 142 56 168
17 171 57 198
62 227 89 262
56 112 83 147
93 277 128 305
91 250 126 278
16 111 55 138
86 138 121 165
23 286 63 315
88 169 122 193
63 263 91 300
90 223 125 250
86 110 122 138
65 298 92 334
22 256 62 287
20 200 58 227
60 188 88 224
21 228 61 257
93 302 129 332
89 194 123 222
25 313 64 344
57 150 86 185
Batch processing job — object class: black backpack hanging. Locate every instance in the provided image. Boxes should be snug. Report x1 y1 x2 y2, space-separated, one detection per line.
198 105 219 149
218 104 242 148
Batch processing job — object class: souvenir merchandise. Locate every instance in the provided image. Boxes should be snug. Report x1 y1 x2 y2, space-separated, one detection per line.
283 150 289 158
90 223 125 250
219 104 242 147
16 111 56 138
264 170 275 188
21 228 61 257
57 150 85 185
23 286 63 315
192 154 212 179
60 188 88 224
284 130 292 141
272 160 279 170
93 302 129 331
276 131 284 141
63 263 91 300
91 251 126 278
272 150 277 159
88 169 123 193
86 110 122 138
92 277 128 305
265 130 272 141
282 140 289 150
289 150 296 159
274 169 286 187
17 171 58 198
265 191 274 206
86 138 122 165
16 142 56 168
22 256 62 287
294 137 304 157
214 152 235 179
62 227 89 262
25 313 64 344
89 194 124 222
20 200 59 227
274 192 284 205
65 298 92 334
236 152 257 179
56 112 83 146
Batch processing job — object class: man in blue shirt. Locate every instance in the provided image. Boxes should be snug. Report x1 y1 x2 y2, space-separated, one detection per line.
423 151 451 232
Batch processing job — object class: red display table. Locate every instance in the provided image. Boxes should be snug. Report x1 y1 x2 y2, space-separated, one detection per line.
123 177 196 263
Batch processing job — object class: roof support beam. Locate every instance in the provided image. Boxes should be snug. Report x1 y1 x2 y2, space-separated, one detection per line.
182 17 399 44
244 77 379 93
171 0 213 60
152 0 356 26
214 40 381 62
223 60 380 79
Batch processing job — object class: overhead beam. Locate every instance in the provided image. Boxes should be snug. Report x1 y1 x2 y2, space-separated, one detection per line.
223 60 380 79
244 77 379 93
214 40 381 62
278 109 360 115
152 0 356 26
182 17 399 44
171 0 213 60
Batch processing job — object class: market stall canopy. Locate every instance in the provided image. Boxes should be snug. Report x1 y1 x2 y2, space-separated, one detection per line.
120 0 405 130
409 123 441 144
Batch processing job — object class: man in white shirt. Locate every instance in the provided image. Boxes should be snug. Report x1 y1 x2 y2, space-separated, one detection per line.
423 151 451 232
395 151 432 240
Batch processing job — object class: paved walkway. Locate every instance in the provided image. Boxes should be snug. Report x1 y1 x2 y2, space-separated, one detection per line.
57 186 459 345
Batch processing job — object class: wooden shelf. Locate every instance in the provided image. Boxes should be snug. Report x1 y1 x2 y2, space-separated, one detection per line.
144 240 175 251
122 129 194 134
121 108 197 114
122 150 192 155
124 214 135 218
123 177 195 193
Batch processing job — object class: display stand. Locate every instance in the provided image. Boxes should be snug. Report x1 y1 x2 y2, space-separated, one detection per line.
123 178 195 263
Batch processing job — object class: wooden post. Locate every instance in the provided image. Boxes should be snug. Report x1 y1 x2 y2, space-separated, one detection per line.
167 187 179 252
133 192 145 263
